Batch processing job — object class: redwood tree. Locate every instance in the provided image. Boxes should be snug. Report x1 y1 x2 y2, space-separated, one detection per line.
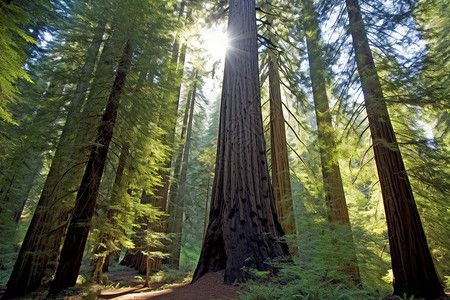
268 55 295 235
170 72 198 268
49 40 133 294
300 0 360 281
5 22 106 298
192 0 290 284
346 0 445 298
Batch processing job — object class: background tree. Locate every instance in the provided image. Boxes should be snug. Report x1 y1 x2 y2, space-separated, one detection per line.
299 0 359 280
258 0 295 237
345 0 445 297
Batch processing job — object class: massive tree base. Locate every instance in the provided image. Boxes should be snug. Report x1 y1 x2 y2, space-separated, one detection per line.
192 0 290 285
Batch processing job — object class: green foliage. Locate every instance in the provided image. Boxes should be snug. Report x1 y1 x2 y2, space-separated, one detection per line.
239 219 392 299
0 3 36 123
151 266 191 284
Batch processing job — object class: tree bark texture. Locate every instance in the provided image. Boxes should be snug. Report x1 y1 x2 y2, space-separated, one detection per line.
268 55 295 235
49 40 133 294
5 24 106 298
192 0 290 285
346 0 445 298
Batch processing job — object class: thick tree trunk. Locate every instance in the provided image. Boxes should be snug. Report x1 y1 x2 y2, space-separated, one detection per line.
268 56 295 235
300 0 360 281
49 40 132 294
345 0 445 298
5 24 106 298
170 75 197 268
192 0 290 285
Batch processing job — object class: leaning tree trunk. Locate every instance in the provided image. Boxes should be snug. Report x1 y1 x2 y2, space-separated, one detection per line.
192 0 290 285
300 0 360 282
49 40 133 294
268 55 295 235
345 0 445 298
5 23 106 298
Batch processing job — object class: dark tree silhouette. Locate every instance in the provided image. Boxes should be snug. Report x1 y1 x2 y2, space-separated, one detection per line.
5 24 106 298
192 0 290 285
49 40 133 294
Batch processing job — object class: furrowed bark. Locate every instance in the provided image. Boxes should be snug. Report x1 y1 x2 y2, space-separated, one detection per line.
192 0 290 285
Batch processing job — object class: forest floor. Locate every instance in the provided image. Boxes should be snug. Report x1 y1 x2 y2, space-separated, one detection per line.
89 268 244 300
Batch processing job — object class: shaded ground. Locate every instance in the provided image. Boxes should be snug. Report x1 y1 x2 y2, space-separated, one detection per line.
96 269 243 300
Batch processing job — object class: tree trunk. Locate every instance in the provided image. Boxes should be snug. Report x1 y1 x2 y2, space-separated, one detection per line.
167 71 196 230
49 40 133 294
345 0 445 298
300 0 360 281
268 55 295 235
121 34 187 270
5 24 106 298
90 142 129 282
170 73 197 268
300 0 350 225
192 0 290 285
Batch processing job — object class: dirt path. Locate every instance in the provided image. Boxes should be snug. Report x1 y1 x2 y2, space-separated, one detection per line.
97 270 243 300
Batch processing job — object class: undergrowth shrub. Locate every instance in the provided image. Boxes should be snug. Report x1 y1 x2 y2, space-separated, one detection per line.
239 214 393 300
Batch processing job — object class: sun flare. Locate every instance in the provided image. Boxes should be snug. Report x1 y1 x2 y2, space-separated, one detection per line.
202 26 228 60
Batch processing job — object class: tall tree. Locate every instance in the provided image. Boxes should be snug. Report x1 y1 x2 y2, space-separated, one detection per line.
121 1 190 272
300 0 359 280
300 0 351 225
345 0 445 298
170 71 198 268
192 0 290 284
260 1 295 236
5 19 107 298
268 55 295 235
49 40 133 294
